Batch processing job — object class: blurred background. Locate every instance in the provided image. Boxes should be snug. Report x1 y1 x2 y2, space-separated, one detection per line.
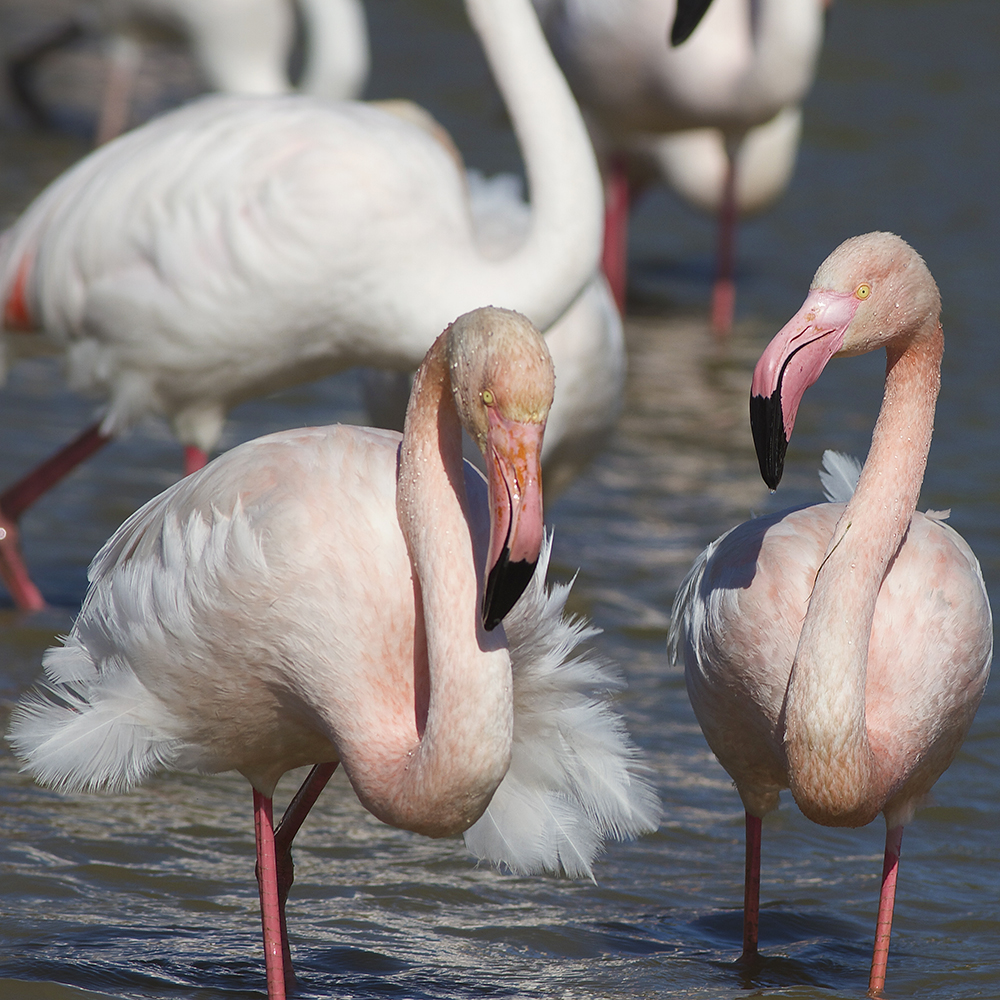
0 1 997 997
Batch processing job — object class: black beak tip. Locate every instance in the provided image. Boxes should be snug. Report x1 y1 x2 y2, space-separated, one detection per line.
670 0 714 45
482 553 538 631
749 391 788 491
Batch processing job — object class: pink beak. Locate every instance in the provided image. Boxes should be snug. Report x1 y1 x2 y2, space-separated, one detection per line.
750 288 861 489
481 409 545 631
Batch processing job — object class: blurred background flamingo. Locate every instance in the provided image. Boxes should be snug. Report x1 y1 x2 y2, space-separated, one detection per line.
534 0 827 330
0 0 609 611
7 0 371 142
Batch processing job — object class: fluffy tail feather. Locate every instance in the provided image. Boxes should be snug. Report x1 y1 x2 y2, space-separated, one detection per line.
464 535 661 879
6 640 181 794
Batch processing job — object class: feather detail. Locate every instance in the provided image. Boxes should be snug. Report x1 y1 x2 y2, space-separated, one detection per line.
818 449 862 502
464 534 661 880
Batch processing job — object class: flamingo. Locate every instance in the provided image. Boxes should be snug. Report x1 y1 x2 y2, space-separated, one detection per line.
0 0 604 610
8 306 660 1000
669 232 992 992
8 0 371 143
534 0 825 329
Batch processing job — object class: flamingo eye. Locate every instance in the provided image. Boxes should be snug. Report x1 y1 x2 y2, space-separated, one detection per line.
856 283 872 300
482 389 495 406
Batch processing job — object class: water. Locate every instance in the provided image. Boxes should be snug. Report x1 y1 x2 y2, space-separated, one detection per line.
1 1 998 997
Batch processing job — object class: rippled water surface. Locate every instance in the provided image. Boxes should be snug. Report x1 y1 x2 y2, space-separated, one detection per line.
1 1 998 998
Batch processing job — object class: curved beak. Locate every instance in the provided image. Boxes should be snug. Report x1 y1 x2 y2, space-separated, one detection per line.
750 288 861 489
670 0 714 45
481 410 545 631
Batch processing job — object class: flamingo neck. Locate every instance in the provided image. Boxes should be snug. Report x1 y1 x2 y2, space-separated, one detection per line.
459 0 603 330
784 322 943 826
363 333 512 836
296 0 370 101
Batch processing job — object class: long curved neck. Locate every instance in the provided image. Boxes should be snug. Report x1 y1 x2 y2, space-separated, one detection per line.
367 334 512 836
296 0 370 100
458 0 603 331
784 322 943 825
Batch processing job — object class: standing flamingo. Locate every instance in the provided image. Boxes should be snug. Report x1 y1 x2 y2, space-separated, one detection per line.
8 307 660 1000
8 0 371 143
534 0 825 329
669 233 992 992
0 0 604 610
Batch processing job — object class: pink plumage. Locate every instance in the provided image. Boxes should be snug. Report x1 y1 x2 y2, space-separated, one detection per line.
670 232 992 992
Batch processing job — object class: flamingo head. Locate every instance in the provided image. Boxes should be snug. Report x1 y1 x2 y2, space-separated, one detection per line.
750 232 938 489
448 307 555 631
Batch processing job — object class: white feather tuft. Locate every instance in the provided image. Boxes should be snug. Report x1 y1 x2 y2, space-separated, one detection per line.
464 535 661 879
818 449 862 503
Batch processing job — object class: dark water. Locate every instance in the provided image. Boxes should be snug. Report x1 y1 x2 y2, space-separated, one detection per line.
1 1 998 998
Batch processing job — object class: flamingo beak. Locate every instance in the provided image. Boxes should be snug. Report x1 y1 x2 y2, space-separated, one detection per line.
481 409 545 631
669 0 714 45
750 288 861 490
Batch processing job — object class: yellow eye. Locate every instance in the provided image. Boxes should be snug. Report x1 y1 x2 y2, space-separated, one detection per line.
482 389 495 406
856 283 872 300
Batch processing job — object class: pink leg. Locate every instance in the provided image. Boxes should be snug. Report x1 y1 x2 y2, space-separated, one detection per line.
254 790 290 1000
741 811 762 960
710 153 738 338
253 763 339 998
602 157 630 315
868 824 904 996
95 36 141 146
0 421 112 611
183 446 209 476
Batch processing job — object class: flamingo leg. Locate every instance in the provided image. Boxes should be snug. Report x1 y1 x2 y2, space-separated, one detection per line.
95 35 142 145
254 790 290 1000
710 151 738 337
183 446 210 476
741 811 762 960
0 421 112 611
601 156 630 315
253 763 339 998
868 824 904 996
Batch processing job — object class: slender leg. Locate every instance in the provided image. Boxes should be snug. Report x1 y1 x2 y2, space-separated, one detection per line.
183 446 209 476
0 422 112 611
710 152 738 337
868 824 904 997
253 763 339 997
254 790 289 1000
741 811 762 960
601 157 630 315
95 36 142 145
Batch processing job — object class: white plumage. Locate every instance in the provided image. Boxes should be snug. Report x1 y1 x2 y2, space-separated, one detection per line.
8 307 657 997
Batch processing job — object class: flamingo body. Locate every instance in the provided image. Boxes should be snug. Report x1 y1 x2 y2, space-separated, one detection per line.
0 0 605 609
10 307 659 996
670 232 992 989
677 490 991 826
535 0 825 326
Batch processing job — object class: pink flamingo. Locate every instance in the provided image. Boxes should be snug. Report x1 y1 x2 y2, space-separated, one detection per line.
669 232 992 993
8 307 660 1000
